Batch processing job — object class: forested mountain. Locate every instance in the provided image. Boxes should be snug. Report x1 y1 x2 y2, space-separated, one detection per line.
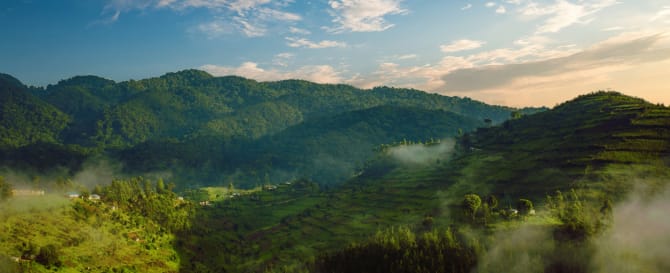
0 74 70 148
117 105 483 185
0 70 540 187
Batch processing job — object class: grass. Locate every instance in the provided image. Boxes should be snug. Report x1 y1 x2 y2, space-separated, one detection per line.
0 196 181 273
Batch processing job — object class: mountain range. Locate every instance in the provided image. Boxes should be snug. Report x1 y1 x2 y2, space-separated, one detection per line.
0 70 543 187
1 80 669 272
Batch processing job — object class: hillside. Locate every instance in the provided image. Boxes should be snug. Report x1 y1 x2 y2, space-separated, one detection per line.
173 91 670 272
0 74 70 148
0 70 541 187
461 91 670 199
1 91 668 273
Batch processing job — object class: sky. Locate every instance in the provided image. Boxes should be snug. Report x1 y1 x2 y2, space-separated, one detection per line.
0 0 669 107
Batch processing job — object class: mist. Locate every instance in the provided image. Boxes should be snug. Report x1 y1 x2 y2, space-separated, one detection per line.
476 225 554 273
387 139 455 165
591 186 670 273
71 159 123 189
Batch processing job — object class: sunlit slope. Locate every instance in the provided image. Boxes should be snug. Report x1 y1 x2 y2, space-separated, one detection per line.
462 91 670 199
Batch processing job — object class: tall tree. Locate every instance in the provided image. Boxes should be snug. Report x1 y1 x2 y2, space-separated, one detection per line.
462 194 482 222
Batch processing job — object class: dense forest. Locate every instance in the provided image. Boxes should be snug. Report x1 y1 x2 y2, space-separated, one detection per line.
0 70 543 188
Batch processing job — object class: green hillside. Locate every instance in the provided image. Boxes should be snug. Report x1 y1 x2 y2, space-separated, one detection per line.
116 105 483 185
461 91 670 199
0 91 668 273
173 91 670 272
0 70 538 188
0 74 70 148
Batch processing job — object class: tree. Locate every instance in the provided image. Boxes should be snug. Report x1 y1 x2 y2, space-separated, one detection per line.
0 176 12 201
462 194 482 222
156 178 166 194
36 244 61 268
516 199 534 216
485 194 498 210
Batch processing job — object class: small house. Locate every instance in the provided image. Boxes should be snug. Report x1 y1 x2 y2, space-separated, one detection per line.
89 194 101 201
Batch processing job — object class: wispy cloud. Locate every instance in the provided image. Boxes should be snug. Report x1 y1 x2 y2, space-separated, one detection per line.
195 20 232 38
396 54 418 60
326 0 406 32
285 37 347 49
461 4 473 11
234 16 266 37
518 0 619 34
441 33 670 92
273 52 294 67
440 39 486 53
200 62 343 83
103 0 300 37
650 6 670 23
289 26 311 35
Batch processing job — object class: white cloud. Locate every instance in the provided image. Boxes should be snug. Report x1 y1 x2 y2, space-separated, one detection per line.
234 17 266 37
275 52 294 59
256 7 301 21
289 26 311 35
229 0 271 12
496 5 507 14
327 0 406 32
650 7 670 23
518 0 619 34
195 20 232 38
397 54 418 60
486 2 497 8
103 0 299 37
440 39 486 53
200 62 343 83
461 4 473 10
285 37 347 48
273 52 294 67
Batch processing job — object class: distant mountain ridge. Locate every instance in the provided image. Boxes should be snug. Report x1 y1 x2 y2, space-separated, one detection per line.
0 70 544 187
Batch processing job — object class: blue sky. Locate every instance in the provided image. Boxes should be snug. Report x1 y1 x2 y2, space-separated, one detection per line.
1 0 669 106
